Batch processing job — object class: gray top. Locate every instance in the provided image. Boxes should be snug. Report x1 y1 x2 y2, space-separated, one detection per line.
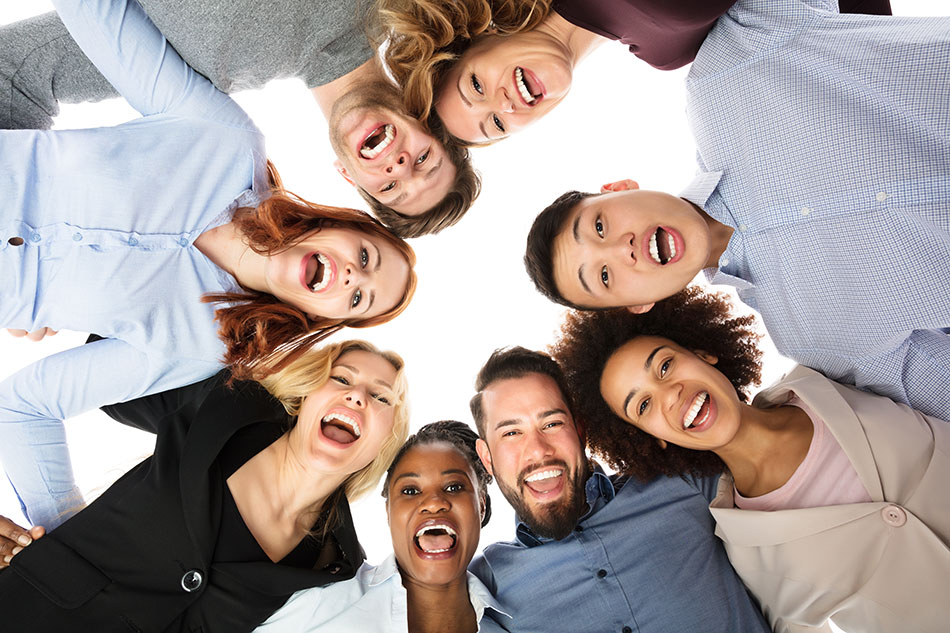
0 0 373 129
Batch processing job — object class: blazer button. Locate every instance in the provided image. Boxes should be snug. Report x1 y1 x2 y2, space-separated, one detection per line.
181 569 204 592
880 505 906 527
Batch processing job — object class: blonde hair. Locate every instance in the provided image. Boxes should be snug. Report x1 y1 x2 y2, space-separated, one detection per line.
260 340 411 504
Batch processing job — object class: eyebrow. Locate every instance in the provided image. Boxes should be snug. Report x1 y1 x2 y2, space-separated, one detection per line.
457 78 471 108
394 468 471 482
572 214 594 295
425 157 444 182
621 345 667 414
334 363 392 389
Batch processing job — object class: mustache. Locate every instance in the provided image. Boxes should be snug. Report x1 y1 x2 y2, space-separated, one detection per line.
518 459 570 485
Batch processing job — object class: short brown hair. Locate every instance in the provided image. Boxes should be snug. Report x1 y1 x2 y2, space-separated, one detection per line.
550 287 763 482
360 120 482 238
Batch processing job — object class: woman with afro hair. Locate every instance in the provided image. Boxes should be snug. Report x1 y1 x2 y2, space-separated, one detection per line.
551 286 949 633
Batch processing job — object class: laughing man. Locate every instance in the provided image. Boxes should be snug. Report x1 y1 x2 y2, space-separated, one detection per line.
525 0 950 419
468 346 770 633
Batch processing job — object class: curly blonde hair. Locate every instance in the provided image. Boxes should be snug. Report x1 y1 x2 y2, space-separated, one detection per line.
376 0 553 123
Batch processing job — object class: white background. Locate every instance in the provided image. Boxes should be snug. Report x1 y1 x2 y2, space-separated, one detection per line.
0 2 939 626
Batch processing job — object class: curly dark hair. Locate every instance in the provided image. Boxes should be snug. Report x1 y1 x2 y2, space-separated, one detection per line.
549 287 763 482
382 420 493 527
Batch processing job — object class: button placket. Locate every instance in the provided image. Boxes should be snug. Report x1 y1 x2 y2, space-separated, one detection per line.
181 569 203 592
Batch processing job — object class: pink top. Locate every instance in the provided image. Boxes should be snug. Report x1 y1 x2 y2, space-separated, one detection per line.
735 396 872 511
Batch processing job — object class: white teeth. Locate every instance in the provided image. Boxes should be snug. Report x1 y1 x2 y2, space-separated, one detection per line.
667 232 677 261
683 392 709 429
359 124 395 158
309 253 331 292
414 524 457 539
524 469 562 483
649 232 662 264
515 68 535 105
323 411 361 437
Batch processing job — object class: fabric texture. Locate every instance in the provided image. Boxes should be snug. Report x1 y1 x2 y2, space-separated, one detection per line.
470 466 770 633
682 0 950 419
0 0 269 528
255 553 511 632
0 0 373 129
0 373 365 633
711 366 950 633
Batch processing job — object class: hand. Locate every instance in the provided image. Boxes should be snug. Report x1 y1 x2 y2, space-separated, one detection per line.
0 515 45 568
6 327 59 342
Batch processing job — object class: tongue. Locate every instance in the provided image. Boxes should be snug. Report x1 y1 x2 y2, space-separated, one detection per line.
418 533 454 552
322 421 356 444
525 474 561 493
656 228 672 263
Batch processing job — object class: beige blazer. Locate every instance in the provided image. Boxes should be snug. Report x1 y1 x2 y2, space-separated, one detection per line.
710 366 950 633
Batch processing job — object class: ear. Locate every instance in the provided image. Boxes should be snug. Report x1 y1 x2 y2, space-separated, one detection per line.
475 438 494 477
600 179 639 193
333 160 356 188
657 438 668 450
626 302 655 314
693 350 719 365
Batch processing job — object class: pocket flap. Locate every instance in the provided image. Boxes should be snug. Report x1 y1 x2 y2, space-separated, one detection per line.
12 536 110 608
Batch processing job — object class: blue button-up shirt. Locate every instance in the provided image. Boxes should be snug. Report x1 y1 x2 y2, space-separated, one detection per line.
470 467 769 633
0 0 269 527
684 0 950 419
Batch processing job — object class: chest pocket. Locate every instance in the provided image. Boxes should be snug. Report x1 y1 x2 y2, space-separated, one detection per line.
10 536 111 608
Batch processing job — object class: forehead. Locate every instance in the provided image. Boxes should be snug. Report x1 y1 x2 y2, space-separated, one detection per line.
481 373 570 422
393 441 473 478
334 349 397 382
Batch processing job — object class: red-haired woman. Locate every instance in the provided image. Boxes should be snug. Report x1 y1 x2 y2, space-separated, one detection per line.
0 0 416 530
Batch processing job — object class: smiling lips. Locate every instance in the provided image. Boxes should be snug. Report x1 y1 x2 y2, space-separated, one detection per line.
414 520 459 556
645 227 683 266
303 252 335 293
514 67 543 107
523 467 563 494
683 392 711 430
321 409 362 445
359 123 395 159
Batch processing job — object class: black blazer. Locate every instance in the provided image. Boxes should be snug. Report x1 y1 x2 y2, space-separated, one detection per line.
0 372 364 633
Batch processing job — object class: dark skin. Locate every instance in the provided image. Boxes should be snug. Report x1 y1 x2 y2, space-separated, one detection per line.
0 514 45 569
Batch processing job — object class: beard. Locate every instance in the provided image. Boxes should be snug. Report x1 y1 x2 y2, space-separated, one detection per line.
496 458 590 540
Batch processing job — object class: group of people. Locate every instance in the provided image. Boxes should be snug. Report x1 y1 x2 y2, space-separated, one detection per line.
0 0 947 631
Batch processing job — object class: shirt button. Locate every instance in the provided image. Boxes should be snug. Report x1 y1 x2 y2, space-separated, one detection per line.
574 525 584 533
597 569 607 579
622 628 633 633
800 206 811 216
737 224 747 232
720 258 730 267
178 237 189 247
30 232 42 242
72 232 83 242
881 504 906 527
181 569 203 592
876 191 887 202
128 237 139 246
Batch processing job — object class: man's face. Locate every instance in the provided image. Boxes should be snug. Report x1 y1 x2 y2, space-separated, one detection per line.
552 189 713 310
329 83 457 217
476 373 589 540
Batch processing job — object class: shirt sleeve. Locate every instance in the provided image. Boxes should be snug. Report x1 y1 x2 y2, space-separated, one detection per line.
49 0 252 125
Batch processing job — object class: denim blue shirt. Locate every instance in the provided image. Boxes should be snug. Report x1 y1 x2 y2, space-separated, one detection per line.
0 0 268 527
684 0 950 420
470 467 769 633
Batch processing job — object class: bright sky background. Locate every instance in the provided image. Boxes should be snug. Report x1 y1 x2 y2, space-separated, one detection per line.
0 3 940 628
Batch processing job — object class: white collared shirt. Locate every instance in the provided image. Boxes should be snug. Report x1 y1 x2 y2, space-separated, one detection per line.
255 553 511 632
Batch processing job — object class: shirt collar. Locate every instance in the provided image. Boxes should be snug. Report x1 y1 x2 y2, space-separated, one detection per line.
679 171 723 208
367 552 401 587
467 569 511 622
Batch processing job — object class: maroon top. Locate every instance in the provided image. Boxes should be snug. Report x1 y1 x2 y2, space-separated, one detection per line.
552 0 893 71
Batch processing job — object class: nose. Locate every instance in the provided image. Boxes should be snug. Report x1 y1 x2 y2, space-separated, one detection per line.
420 489 451 514
523 430 554 462
342 261 368 287
662 381 683 413
498 88 514 114
344 384 368 408
385 152 410 176
611 233 637 265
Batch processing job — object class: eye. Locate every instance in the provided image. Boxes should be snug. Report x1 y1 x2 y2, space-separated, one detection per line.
660 358 672 376
595 218 604 238
360 247 369 268
638 398 650 416
351 289 362 309
372 392 391 405
543 420 564 430
501 429 520 438
330 375 349 386
415 149 430 166
445 482 465 493
492 114 505 133
401 485 420 496
470 73 483 95
601 265 609 287
381 181 396 193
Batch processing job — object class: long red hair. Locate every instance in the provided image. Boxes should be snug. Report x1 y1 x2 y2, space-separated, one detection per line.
204 162 418 380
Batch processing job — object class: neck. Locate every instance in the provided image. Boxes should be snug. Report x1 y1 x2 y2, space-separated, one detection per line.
538 10 608 69
715 403 813 498
194 215 270 293
404 572 478 633
686 200 734 269
311 58 383 120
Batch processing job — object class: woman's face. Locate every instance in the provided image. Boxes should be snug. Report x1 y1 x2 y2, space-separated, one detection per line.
266 226 411 321
436 31 574 143
291 350 399 476
599 336 742 452
387 442 483 588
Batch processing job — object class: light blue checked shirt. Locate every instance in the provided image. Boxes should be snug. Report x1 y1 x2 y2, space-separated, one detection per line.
683 0 950 419
0 0 269 527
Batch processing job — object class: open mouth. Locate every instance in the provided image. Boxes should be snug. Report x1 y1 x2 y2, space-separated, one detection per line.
321 411 361 444
414 523 458 555
514 67 542 106
360 123 395 159
649 228 677 265
683 392 710 429
304 252 335 293
523 468 563 494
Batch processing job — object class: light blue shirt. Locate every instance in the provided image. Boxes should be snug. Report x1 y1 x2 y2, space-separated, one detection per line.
684 0 950 419
255 553 511 632
470 468 769 633
0 0 269 527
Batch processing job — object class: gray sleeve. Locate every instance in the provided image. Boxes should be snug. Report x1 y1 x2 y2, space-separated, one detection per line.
0 11 118 130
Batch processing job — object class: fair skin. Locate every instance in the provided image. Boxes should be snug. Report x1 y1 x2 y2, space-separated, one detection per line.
552 179 734 312
475 373 589 537
320 64 457 217
228 350 398 561
600 336 813 497
387 443 483 633
436 11 606 143
194 221 410 320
